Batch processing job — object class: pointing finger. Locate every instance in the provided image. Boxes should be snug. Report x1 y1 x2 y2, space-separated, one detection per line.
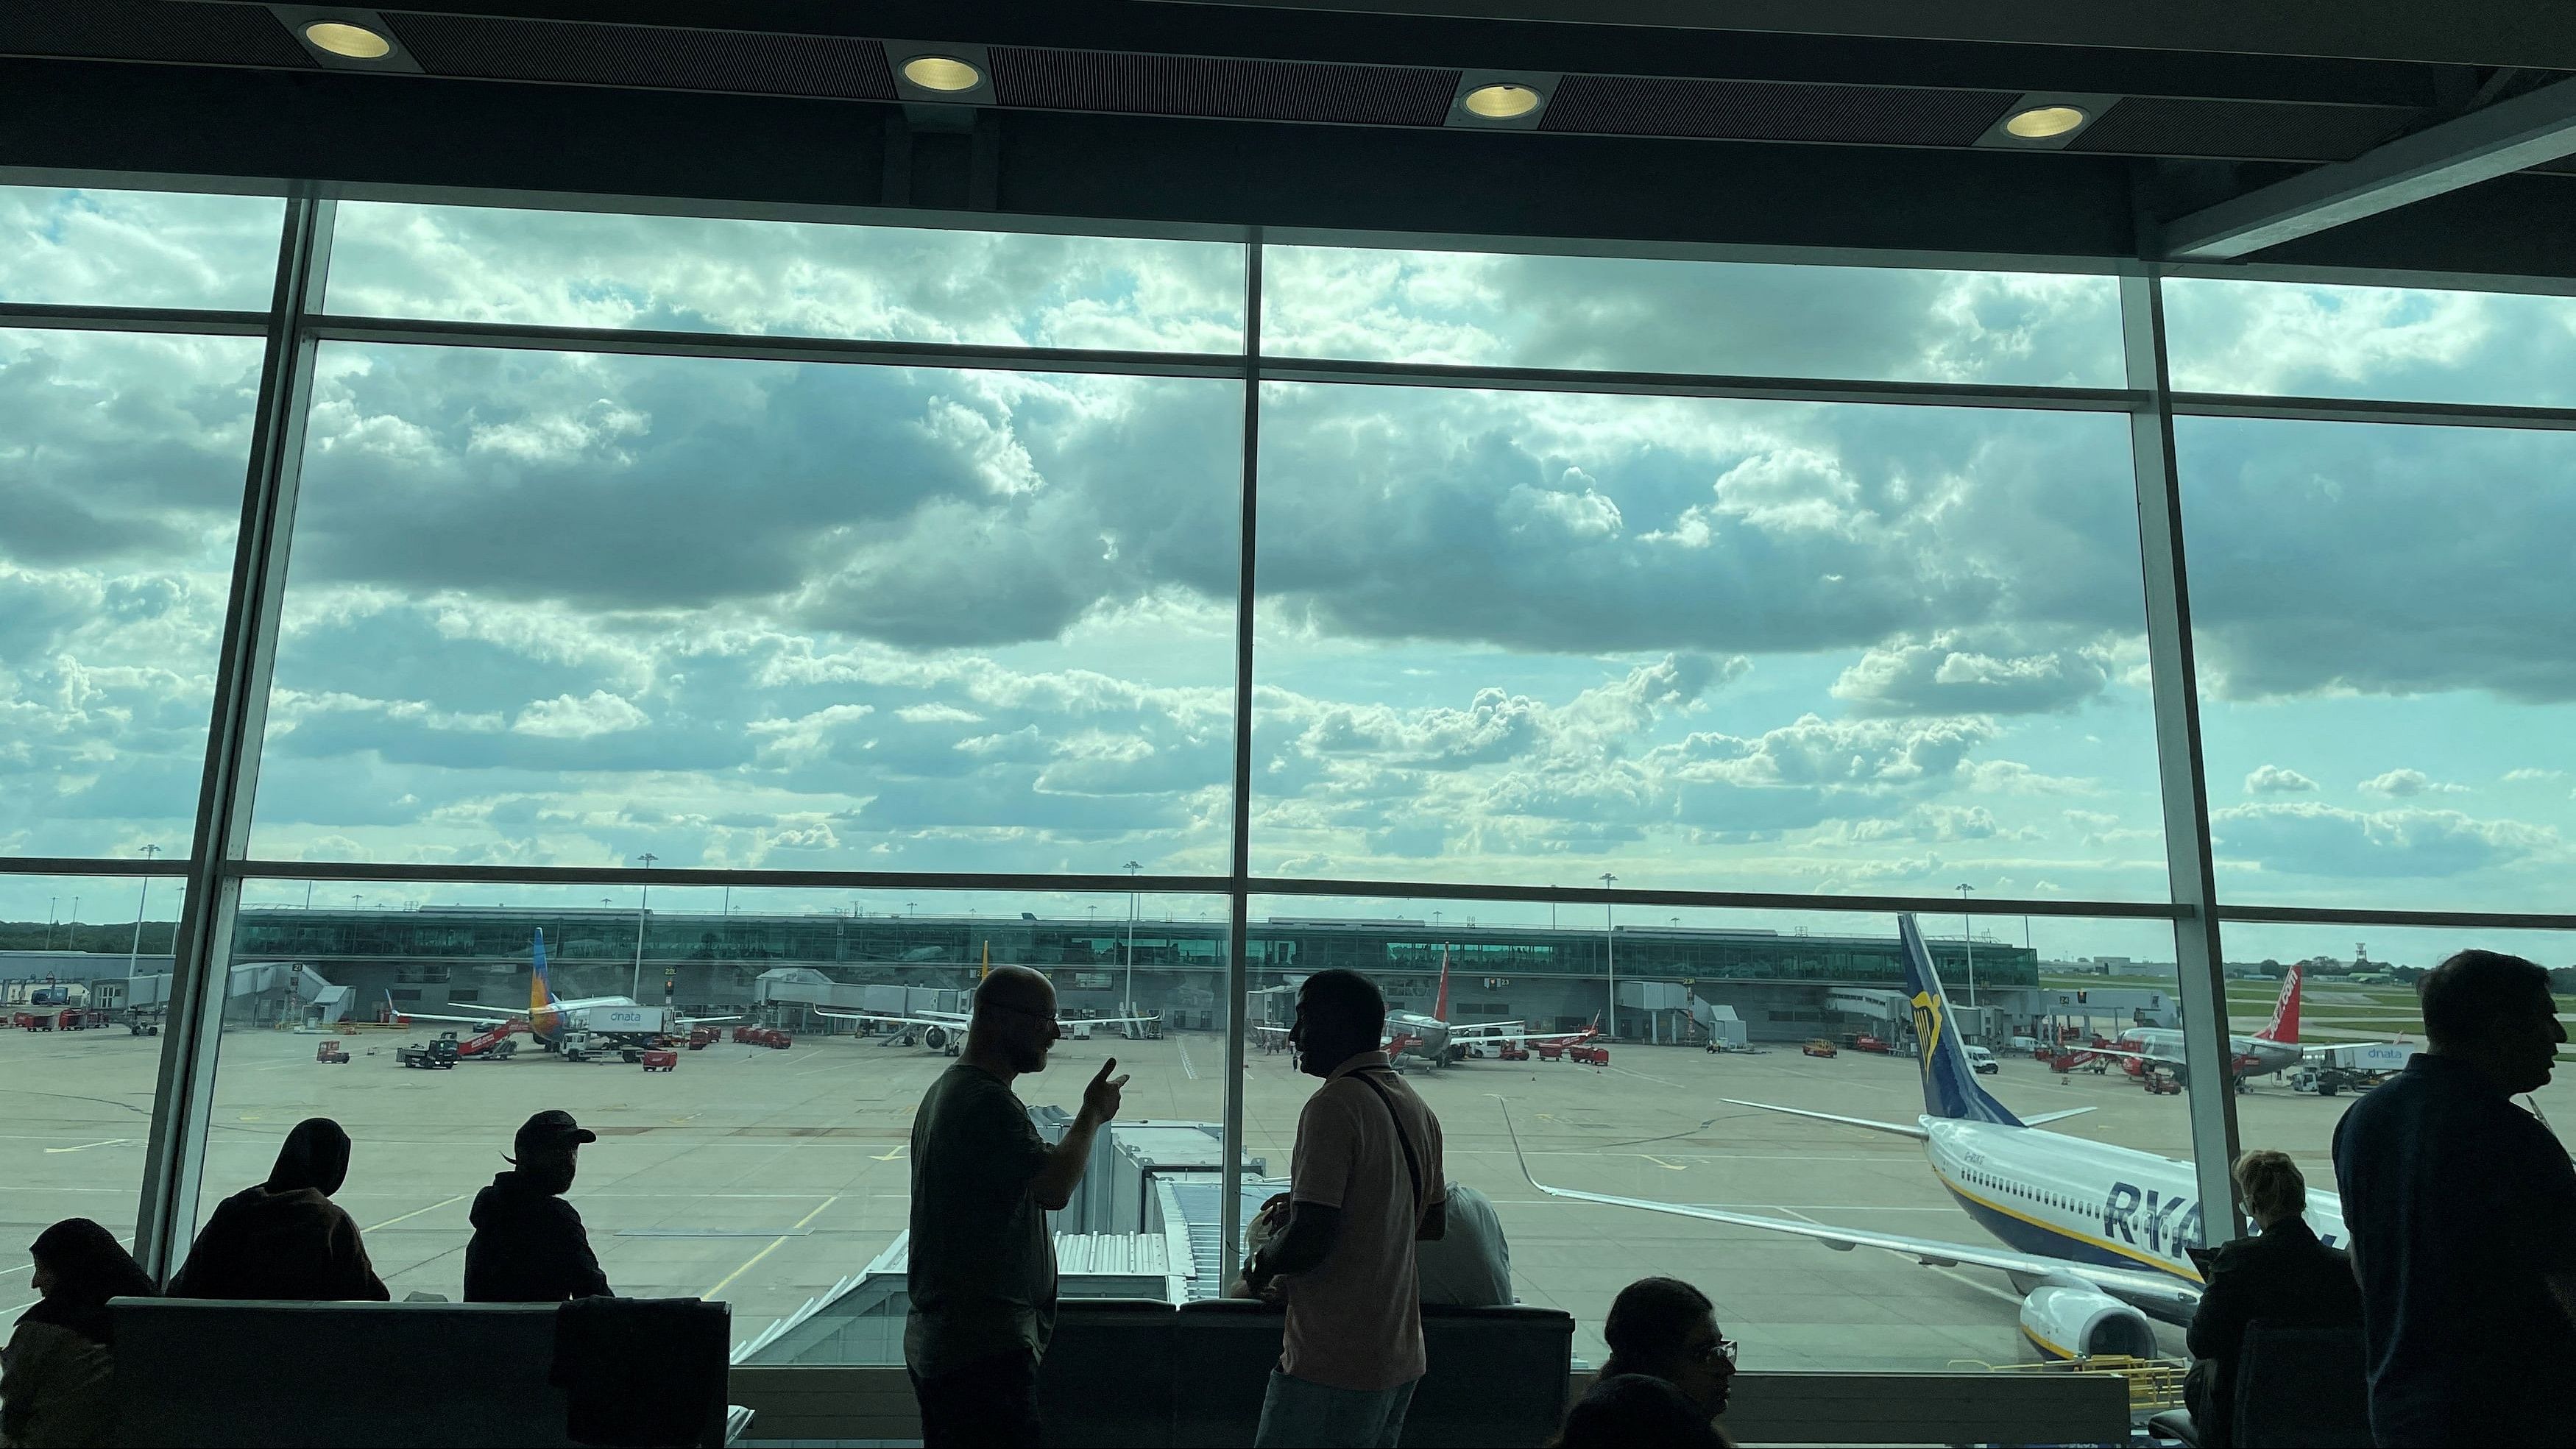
1094 1057 1118 1079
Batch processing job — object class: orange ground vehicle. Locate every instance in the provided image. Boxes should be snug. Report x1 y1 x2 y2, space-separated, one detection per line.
315 1040 350 1064
1568 1045 1610 1066
1802 1038 1839 1058
639 1049 679 1071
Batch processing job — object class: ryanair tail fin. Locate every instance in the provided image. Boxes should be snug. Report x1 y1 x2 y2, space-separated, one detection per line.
1897 914 2023 1127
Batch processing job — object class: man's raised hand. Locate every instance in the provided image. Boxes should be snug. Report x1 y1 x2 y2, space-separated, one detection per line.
1081 1057 1130 1123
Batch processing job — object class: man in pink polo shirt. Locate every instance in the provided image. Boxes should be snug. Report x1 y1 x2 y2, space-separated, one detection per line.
1245 969 1448 1448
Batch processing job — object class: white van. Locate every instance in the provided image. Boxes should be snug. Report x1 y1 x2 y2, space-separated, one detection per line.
1964 1045 2000 1076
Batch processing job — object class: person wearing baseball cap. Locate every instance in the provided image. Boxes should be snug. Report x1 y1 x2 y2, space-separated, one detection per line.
464 1109 612 1303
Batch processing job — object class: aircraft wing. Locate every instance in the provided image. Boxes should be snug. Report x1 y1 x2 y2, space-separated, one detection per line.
1445 1021 1529 1039
813 1009 971 1028
1503 1110 2198 1318
386 994 518 1027
673 1013 738 1026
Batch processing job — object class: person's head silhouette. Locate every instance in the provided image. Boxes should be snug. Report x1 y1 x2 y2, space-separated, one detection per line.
2420 949 2565 1096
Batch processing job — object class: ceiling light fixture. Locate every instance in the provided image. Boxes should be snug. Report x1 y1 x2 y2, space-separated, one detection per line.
1462 83 1542 119
303 19 391 58
901 55 983 93
2004 104 2089 139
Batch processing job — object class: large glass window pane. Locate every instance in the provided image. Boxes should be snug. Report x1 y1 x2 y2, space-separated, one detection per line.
1264 246 2122 386
1252 383 2165 898
324 202 1246 351
2215 921 2576 1225
200 882 1226 1358
2180 417 2576 910
250 344 1240 872
0 185 283 311
1242 893 2200 1381
2168 277 2576 408
0 869 188 1297
0 328 262 856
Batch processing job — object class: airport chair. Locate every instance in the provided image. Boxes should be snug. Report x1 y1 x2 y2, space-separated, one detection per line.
1171 1298 1289 1448
1406 1304 1576 1448
1039 1298 1179 1448
108 1297 738 1447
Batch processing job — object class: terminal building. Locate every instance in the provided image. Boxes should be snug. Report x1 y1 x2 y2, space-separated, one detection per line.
222 906 2039 1044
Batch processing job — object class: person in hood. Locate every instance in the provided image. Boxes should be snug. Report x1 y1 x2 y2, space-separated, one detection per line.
168 1117 387 1302
1 1218 156 1448
464 1109 612 1303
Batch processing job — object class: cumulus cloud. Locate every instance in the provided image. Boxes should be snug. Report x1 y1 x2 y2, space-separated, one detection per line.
512 691 651 740
1832 631 2114 717
2213 802 2558 879
2244 765 2318 795
2359 768 2467 798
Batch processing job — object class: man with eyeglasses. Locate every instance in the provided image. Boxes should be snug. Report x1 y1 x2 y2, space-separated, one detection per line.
905 965 1128 1448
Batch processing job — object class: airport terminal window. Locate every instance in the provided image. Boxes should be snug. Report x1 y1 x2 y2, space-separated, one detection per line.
17 190 2550 1390
1250 381 2166 898
0 183 283 310
246 343 1242 874
322 202 1248 352
0 327 263 856
2167 277 2576 408
199 883 1227 1358
1262 245 2122 386
1243 894 2207 1369
0 872 185 1308
2179 417 2576 912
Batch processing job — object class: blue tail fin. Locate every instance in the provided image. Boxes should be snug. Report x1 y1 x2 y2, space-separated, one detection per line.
1898 913 2023 1127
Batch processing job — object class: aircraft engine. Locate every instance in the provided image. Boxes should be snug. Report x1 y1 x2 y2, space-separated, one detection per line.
922 1025 951 1052
2018 1278 2157 1361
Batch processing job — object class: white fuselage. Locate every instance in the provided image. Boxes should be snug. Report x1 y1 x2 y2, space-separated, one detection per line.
1922 1116 2345 1309
2120 1028 2301 1077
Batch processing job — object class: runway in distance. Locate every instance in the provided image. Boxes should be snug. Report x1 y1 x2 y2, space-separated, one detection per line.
391 929 735 1052
1512 913 2349 1361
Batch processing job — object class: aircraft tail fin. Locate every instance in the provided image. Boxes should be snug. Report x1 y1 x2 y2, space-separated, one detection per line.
1897 914 2023 1127
2257 964 2301 1044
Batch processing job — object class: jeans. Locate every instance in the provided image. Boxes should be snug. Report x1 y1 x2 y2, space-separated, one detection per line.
1253 1369 1420 1448
910 1347 1043 1448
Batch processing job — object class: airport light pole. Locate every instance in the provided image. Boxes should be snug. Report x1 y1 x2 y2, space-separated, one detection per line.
127 845 160 979
1599 872 1617 1041
631 852 658 999
1956 883 1978 1011
45 897 56 951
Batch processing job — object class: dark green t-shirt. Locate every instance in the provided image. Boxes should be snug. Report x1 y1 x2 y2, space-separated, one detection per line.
904 1063 1058 1377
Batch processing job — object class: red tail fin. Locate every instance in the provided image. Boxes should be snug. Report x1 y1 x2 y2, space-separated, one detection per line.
2258 965 2301 1044
1434 947 1452 1024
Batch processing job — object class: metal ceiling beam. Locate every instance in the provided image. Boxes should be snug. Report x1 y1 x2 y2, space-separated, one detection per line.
2159 76 2576 258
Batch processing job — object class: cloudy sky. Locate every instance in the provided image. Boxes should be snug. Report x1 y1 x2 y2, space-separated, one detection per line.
4 184 2572 943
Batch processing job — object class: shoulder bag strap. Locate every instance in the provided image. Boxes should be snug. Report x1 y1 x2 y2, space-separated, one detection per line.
1351 1068 1426 1222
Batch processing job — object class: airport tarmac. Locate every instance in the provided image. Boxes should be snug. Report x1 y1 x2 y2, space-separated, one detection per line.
0 1021 2525 1369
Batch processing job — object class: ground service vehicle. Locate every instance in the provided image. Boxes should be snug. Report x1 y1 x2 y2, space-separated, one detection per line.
1568 1044 1610 1066
640 1049 679 1071
316 1041 350 1065
397 1038 459 1069
1966 1046 2000 1076
1497 1043 1529 1062
1802 1038 1839 1059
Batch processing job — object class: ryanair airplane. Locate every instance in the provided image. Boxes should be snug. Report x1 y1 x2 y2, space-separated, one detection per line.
1512 913 2347 1360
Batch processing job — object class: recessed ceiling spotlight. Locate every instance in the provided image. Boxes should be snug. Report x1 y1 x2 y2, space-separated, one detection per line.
303 20 391 58
2004 104 2089 139
1463 83 1542 119
902 55 983 93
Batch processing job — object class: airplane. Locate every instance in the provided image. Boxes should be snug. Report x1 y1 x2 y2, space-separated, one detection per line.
1256 951 1602 1069
813 946 1158 1053
388 929 734 1054
1510 913 2349 1362
2062 966 2307 1081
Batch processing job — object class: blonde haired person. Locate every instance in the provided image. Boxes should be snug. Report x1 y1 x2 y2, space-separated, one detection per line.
2182 1150 2362 1448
